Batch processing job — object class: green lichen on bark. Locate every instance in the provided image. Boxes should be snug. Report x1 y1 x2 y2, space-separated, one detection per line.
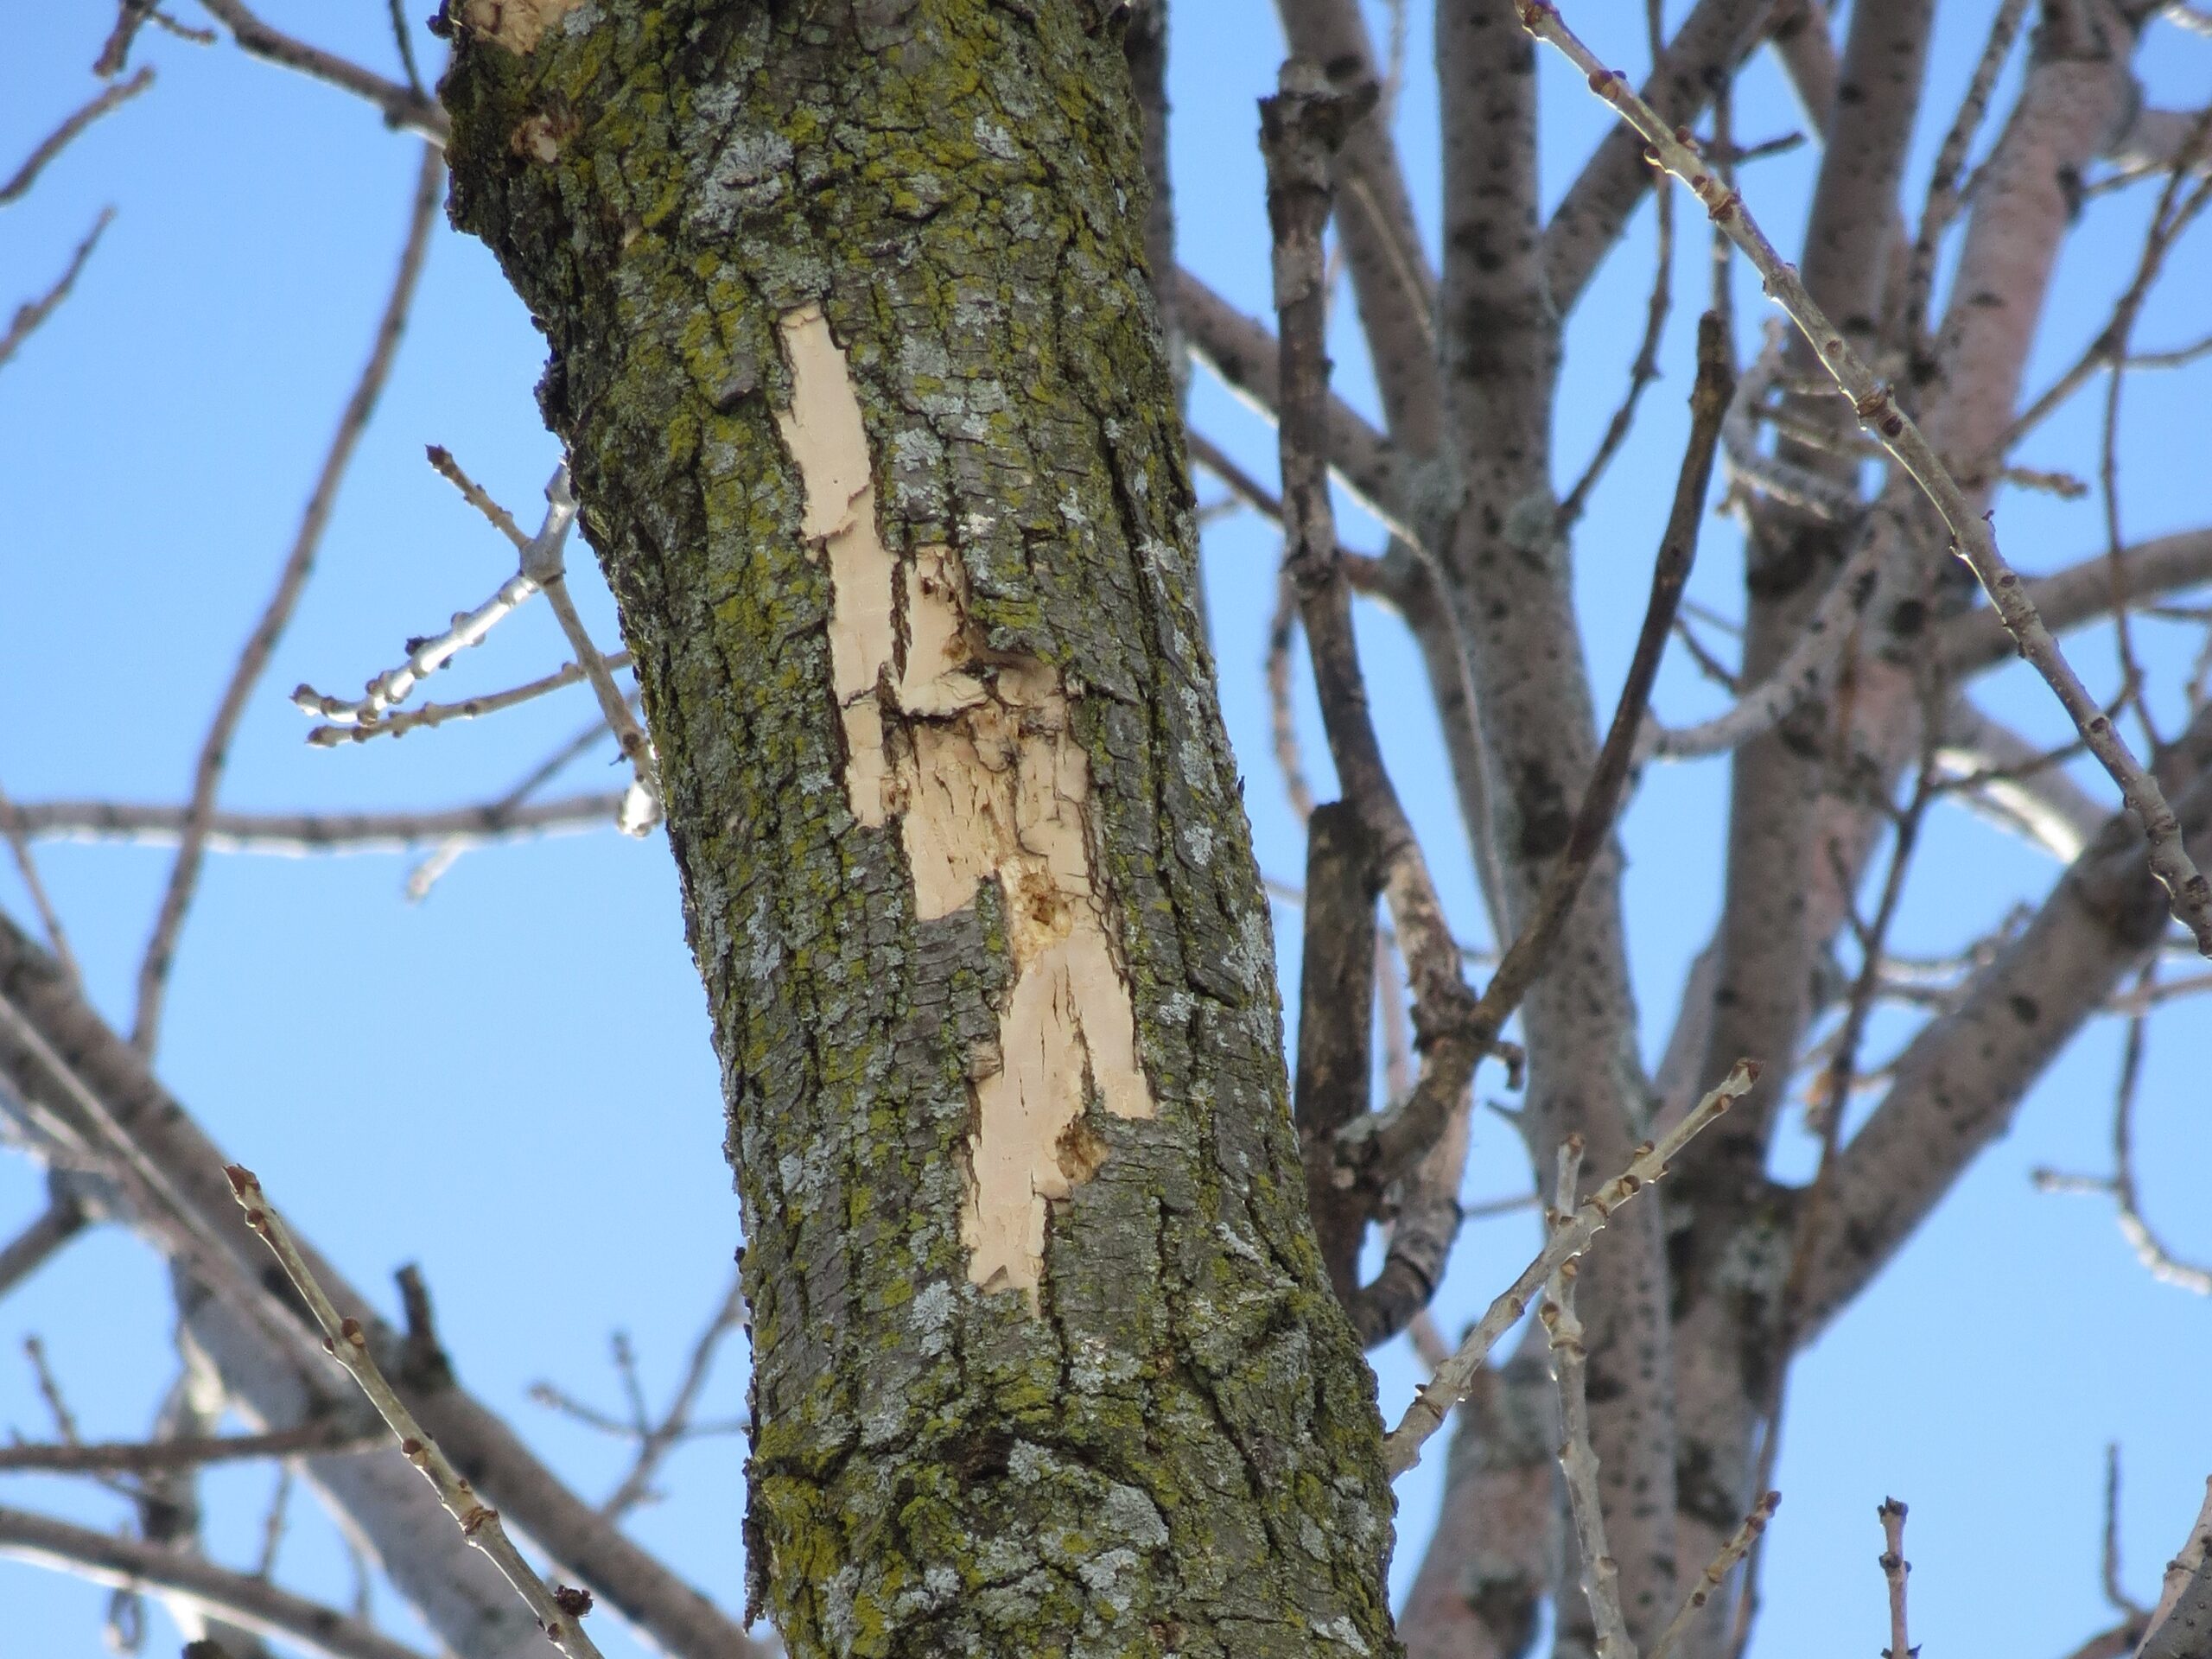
439 4 1397 1654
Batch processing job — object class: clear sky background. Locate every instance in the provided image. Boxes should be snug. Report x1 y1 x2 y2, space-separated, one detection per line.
2 3 2209 1656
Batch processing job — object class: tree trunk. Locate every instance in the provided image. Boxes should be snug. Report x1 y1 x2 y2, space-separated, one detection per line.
440 3 1397 1655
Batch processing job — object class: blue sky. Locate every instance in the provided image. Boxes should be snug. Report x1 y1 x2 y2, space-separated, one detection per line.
2 3 2209 1656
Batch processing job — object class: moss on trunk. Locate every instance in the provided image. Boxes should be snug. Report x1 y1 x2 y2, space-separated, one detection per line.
440 4 1397 1653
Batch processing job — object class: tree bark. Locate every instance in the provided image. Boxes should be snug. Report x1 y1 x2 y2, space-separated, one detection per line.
440 4 1397 1655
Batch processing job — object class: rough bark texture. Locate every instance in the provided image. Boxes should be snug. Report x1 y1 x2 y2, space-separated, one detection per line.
439 6 1397 1656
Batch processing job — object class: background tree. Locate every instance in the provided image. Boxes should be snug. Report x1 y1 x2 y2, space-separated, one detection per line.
3 2 2211 1657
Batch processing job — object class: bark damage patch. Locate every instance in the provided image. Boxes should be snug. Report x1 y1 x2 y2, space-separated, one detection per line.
453 0 582 55
774 303 1155 1305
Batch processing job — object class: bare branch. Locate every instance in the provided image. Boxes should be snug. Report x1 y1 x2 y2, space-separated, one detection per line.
0 912 766 1659
1936 698 2112 864
0 1193 89 1303
406 713 634 899
309 653 635 747
1558 133 1674 529
132 143 443 1057
2007 114 2212 448
196 0 447 140
387 0 427 101
1385 1060 1758 1476
1397 1338 1554 1659
1903 0 2032 366
1263 68 1492 1229
227 1166 609 1659
1 68 154 203
1720 323 1869 523
2107 1443 2151 1621
1347 315 1734 1195
0 209 114 375
594 1268 747 1521
520 474 662 836
2030 972 2212 1296
1176 267 1419 541
1273 0 1444 453
1543 0 1776 315
0 794 630 856
1186 428 1282 522
1647 1491 1781 1659
0 1421 380 1476
293 466 574 729
1878 1498 1913 1659
1541 1136 1635 1659
1937 531 2212 677
1524 0 2212 955
0 779 82 992
1638 518 1880 762
1291 804 1377 1307
1802 712 2212 1332
0 1500 430 1659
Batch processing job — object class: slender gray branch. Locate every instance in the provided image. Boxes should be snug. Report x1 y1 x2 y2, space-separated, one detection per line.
0 1500 430 1659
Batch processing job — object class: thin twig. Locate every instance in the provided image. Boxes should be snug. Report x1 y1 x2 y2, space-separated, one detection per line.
2125 330 2212 372
1266 574 1318 823
226 1166 609 1659
2028 966 2212 1296
1647 1491 1781 1659
22 1335 82 1446
1903 0 2031 373
2007 115 2212 449
2101 969 2212 1016
426 444 532 550
309 652 634 747
598 1269 748 1520
0 210 115 375
0 986 334 1399
0 1500 429 1659
1346 314 1735 1195
0 1421 380 1476
1555 0 1675 531
1731 748 1941 1653
1 68 154 203
386 0 426 100
1541 1136 1634 1658
131 143 443 1056
254 1459 294 1580
1878 1498 1913 1659
1383 1059 1758 1475
293 461 573 728
1521 0 2212 956
1186 428 1283 520
524 473 662 836
405 704 636 899
0 780 82 991
0 1194 89 1303
1707 68 1736 337
1719 322 1868 524
2088 127 2212 752
196 0 446 140
1 794 630 856
2106 1444 2149 1619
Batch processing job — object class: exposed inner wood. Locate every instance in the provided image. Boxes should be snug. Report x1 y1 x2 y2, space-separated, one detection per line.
456 0 582 56
773 303 1155 1304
